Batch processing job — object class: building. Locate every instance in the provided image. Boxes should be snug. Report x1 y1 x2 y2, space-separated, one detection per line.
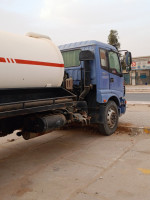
131 56 150 85
123 56 150 85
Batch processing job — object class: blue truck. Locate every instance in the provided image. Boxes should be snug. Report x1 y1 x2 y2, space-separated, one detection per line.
59 40 132 135
0 39 131 140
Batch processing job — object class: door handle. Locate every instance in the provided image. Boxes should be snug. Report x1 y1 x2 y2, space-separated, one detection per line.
110 78 114 82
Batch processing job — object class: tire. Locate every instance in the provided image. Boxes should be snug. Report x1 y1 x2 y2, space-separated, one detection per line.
99 101 118 136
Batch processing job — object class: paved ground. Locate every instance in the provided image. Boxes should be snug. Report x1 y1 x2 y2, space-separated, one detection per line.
120 104 150 127
0 104 150 200
126 93 150 101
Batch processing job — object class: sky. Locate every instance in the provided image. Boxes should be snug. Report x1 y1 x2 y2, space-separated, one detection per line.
0 0 150 57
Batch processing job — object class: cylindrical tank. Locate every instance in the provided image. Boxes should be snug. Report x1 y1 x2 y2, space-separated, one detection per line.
0 31 64 88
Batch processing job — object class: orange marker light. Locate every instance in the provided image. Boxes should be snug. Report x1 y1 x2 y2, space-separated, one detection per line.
103 99 107 103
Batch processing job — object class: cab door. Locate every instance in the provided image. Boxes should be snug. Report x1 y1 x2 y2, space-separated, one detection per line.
108 51 124 93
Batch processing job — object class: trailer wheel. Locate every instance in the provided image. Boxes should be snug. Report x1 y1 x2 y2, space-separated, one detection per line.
99 101 118 136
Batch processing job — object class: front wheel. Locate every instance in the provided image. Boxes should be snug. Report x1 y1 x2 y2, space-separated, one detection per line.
99 101 118 136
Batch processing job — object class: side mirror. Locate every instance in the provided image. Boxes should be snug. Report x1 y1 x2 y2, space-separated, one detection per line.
79 50 94 61
125 52 132 66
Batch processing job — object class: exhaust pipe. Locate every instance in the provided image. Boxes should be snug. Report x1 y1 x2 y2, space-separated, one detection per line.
21 114 66 140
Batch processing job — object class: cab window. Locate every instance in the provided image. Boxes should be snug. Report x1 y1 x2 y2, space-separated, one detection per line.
108 52 121 74
100 49 108 71
61 49 81 68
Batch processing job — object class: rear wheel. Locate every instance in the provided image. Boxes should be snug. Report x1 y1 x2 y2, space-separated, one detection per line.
99 101 118 136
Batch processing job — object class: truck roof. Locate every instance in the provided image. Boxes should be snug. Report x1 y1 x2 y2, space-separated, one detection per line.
59 40 117 51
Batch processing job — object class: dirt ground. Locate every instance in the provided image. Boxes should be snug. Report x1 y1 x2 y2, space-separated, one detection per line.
0 104 150 200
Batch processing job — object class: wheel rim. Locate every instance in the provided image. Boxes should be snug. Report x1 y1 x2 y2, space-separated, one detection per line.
107 107 117 129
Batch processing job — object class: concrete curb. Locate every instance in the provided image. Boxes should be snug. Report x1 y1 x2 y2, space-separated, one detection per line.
126 87 150 93
126 91 150 94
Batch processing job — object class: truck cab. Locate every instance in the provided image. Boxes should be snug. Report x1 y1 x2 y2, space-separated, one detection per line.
59 40 132 135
